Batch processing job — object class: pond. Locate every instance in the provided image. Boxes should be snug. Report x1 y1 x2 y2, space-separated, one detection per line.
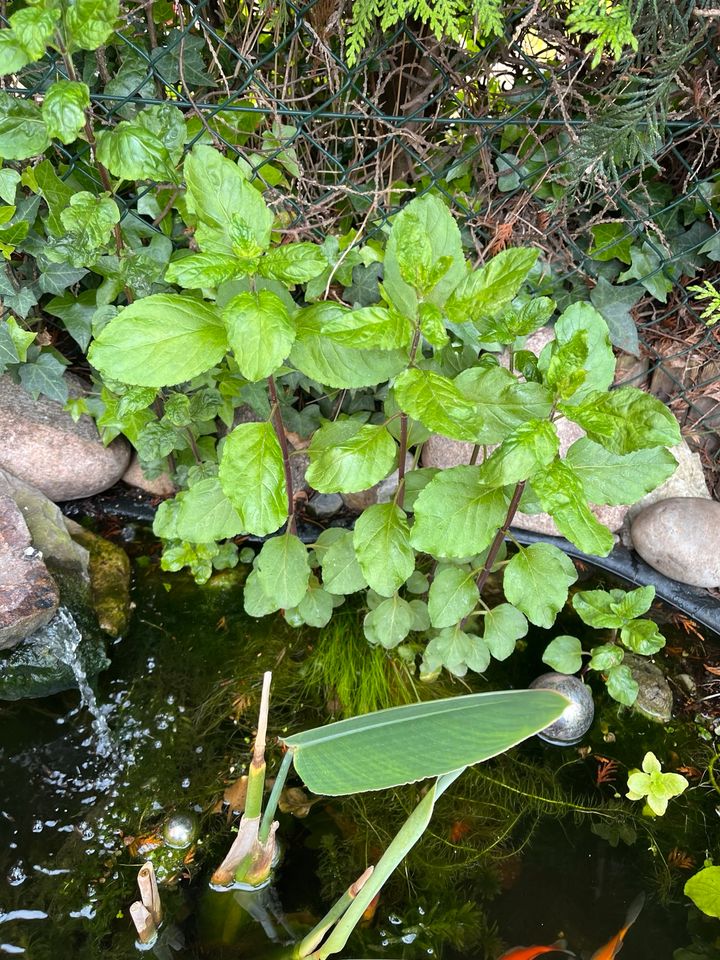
1 526 719 959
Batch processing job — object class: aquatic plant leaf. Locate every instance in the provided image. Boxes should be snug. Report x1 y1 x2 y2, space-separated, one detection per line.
423 625 489 677
353 503 415 597
411 467 510 559
256 533 310 609
363 594 414 649
620 618 665 655
318 529 367 595
503 542 578 628
589 643 624 671
89 294 227 387
295 576 334 628
222 289 296 381
394 368 484 442
626 752 688 816
685 866 720 918
573 586 654 629
542 635 583 674
564 439 677 505
283 689 569 796
218 422 287 536
605 664 638 706
482 603 528 660
427 565 478 629
175 477 244 543
306 420 397 493
559 387 681 454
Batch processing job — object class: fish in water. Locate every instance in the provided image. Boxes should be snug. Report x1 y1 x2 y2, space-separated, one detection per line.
590 892 646 960
498 944 574 959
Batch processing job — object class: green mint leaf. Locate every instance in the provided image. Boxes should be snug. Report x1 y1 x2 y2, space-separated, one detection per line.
134 104 186 166
543 328 589 400
9 5 59 60
427 564 478 628
96 123 178 183
454 364 553 444
480 419 558 486
353 503 415 597
564 438 677 505
222 289 296 381
503 542 578 628
550 302 616 403
260 242 328 284
542 635 583 674
445 247 538 327
45 191 120 267
589 643 624 671
0 93 50 160
89 294 227 387
66 0 119 50
166 253 248 288
0 32 33 77
560 387 681 454
419 301 449 348
321 304 413 350
483 603 528 660
306 420 397 494
41 81 89 145
394 368 484 442
218 422 287 537
532 459 615 556
482 296 555 343
255 533 310 609
620 618 665 655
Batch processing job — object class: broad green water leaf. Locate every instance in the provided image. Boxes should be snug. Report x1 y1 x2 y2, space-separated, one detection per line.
353 503 414 597
307 420 397 493
97 122 178 182
424 626 490 677
255 533 310 609
503 542 578 628
283 689 568 795
394 368 484 442
560 387 681 454
321 305 413 350
318 529 367 595
427 565 478 628
685 866 720 919
175 477 244 543
290 303 408 388
573 585 654 628
445 247 538 326
412 467 509 558
223 289 296 381
483 603 528 660
89 294 227 387
383 195 465 317
589 643 624 671
295 575 334 628
532 459 615 556
166 253 247 288
606 664 638 706
260 242 327 284
66 0 119 49
363 594 414 648
0 93 50 160
480 419 558 486
564 438 677 505
244 569 278 617
41 81 89 144
218 422 287 537
542 635 583 674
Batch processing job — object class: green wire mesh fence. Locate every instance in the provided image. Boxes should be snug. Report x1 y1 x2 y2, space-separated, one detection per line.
4 0 720 491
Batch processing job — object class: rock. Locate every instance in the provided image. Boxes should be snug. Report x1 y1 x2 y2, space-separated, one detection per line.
625 440 711 529
614 352 649 388
122 454 176 497
421 434 475 469
66 522 132 636
0 468 89 578
289 448 310 495
630 497 720 587
306 493 343 520
623 653 673 723
341 455 413 512
0 605 109 700
0 373 130 501
0 496 59 650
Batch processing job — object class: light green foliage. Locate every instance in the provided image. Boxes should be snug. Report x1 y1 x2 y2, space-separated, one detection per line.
504 543 578 628
321 305 413 349
353 503 414 597
542 635 583 674
445 247 538 328
306 420 397 493
363 594 414 648
66 0 120 50
561 386 681 454
626 751 688 816
223 290 296 381
255 533 310 609
41 81 89 145
218 422 287 536
423 625 490 677
394 368 484 441
688 280 720 326
46 191 120 267
482 603 528 660
685 865 720 919
0 93 50 160
427 565 478 629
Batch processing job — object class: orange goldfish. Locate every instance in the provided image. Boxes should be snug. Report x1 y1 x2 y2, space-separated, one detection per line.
498 944 573 959
590 892 645 959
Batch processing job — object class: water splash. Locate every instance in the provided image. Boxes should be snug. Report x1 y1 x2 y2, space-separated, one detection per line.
42 608 113 757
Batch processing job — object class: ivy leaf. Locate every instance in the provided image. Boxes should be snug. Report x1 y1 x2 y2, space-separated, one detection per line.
605 664 639 706
18 352 68 403
89 294 227 387
41 81 89 145
589 643 624 671
218 422 287 537
483 603 528 660
9 5 59 60
34 158 73 236
175 477 244 543
422 626 490 678
96 122 178 183
295 575 334 628
427 565 478 629
560 387 681 454
503 543 578 628
222 290 296 381
321 305 413 350
620 619 665 655
363 594 414 649
0 93 50 160
66 0 119 50
343 261 382 306
588 223 633 264
564 438 677 505
532 459 615 557
5 315 34 361
618 242 673 303
445 247 538 327
166 253 247 288
290 303 408 388
542 635 583 674
307 420 396 494
317 529 367 595
353 503 415 597
260 243 328 284
480 419 558 486
589 278 642 357
411 467 510 559
37 261 88 297
255 533 310 609
454 365 553 444
394 368 484 442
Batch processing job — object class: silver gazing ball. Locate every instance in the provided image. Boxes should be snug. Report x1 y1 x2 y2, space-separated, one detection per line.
163 812 200 849
529 673 595 745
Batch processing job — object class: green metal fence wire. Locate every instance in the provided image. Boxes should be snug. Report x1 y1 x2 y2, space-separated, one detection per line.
3 0 720 490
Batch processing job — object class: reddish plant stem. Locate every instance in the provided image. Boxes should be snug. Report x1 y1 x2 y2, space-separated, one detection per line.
474 480 526 596
268 375 296 535
396 413 408 509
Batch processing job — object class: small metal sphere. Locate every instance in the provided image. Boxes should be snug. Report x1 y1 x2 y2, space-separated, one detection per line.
529 672 595 745
163 811 200 849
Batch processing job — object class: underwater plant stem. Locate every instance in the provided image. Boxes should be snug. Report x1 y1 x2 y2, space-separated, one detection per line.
297 866 374 958
268 376 296 535
259 748 294 843
474 480 526 596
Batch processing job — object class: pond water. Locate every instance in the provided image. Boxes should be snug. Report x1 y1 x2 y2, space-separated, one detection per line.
1 529 719 959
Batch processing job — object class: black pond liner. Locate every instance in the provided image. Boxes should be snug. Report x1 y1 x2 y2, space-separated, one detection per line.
62 485 720 638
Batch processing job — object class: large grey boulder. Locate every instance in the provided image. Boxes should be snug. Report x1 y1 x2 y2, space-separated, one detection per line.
630 496 720 587
0 496 59 650
0 373 130 501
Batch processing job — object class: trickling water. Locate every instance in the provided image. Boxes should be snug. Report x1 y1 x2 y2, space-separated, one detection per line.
39 608 113 758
